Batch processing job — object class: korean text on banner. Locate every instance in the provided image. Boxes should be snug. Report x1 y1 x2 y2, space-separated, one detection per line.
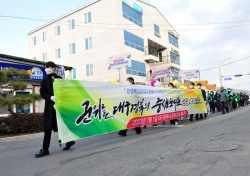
179 69 200 80
108 53 132 70
54 80 207 143
152 67 171 79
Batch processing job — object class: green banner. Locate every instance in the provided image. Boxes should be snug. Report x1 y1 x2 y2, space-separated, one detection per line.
54 79 207 143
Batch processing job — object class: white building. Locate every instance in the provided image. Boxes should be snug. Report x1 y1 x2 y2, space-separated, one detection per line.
28 0 181 85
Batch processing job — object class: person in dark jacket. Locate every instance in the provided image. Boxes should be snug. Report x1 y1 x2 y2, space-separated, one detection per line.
218 86 229 114
118 77 141 136
35 61 75 158
208 91 216 113
196 83 207 119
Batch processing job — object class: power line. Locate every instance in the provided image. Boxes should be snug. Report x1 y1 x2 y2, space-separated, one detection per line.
200 56 250 71
1 15 250 32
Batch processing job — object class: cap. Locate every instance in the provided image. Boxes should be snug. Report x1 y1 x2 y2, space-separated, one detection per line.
45 61 57 68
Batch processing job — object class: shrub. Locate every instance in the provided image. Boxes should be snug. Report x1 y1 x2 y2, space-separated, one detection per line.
0 113 43 136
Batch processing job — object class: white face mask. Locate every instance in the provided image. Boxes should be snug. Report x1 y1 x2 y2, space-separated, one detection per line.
198 86 201 89
190 85 194 89
126 81 132 85
45 68 53 75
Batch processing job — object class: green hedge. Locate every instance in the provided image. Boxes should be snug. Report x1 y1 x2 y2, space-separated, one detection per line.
0 113 43 136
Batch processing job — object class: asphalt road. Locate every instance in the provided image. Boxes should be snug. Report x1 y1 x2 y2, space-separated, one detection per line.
0 106 250 176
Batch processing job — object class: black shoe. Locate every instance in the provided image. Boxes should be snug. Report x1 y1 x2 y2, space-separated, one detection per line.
35 149 49 158
63 141 75 150
222 112 225 114
118 132 126 136
189 118 193 122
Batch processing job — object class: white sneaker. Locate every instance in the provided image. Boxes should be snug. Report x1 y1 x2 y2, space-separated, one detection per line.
175 121 179 126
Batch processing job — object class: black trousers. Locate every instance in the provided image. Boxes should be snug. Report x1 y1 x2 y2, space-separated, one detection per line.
119 127 141 135
43 130 52 150
43 130 74 150
209 102 216 113
170 119 179 124
221 101 229 113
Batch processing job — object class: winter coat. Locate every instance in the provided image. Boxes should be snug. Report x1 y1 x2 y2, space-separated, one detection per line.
217 90 229 101
40 73 62 131
208 93 216 103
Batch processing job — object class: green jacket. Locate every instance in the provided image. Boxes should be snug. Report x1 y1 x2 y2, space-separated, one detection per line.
228 91 236 101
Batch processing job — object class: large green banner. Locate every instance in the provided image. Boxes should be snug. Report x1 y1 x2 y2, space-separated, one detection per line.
54 79 207 143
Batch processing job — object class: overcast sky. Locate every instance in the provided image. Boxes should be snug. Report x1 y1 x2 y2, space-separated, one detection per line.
1 0 250 91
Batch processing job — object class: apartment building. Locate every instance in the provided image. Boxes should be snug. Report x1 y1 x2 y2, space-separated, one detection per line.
28 0 181 85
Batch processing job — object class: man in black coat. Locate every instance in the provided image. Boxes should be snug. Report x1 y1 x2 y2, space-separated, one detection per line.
35 61 75 158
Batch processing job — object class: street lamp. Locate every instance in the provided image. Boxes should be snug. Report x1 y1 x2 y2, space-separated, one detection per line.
219 57 232 87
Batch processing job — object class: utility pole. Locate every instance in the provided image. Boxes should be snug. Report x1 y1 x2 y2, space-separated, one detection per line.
219 57 232 87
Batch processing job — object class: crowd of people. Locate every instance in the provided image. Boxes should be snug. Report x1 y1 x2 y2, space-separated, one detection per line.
36 62 249 158
166 81 249 124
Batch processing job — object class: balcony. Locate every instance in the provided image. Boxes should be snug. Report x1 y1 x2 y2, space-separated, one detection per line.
144 39 166 63
144 54 159 63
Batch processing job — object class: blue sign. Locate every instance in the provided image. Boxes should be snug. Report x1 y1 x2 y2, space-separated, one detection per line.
122 0 143 14
0 62 46 80
224 77 232 81
55 66 65 78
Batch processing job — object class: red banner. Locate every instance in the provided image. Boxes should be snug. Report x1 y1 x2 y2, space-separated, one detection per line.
126 110 188 128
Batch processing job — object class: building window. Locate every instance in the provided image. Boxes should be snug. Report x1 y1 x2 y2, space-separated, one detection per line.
32 36 36 46
42 31 47 42
124 30 144 52
86 64 93 77
73 68 77 79
32 57 36 60
84 11 92 23
172 71 179 80
42 53 47 62
85 37 92 50
55 48 61 59
126 60 146 77
168 33 179 47
170 51 180 65
69 43 76 54
122 2 143 27
154 24 160 37
55 25 60 36
69 19 75 30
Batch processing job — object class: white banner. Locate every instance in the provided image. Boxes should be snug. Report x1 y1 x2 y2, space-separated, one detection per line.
179 69 200 80
152 67 171 79
108 53 132 70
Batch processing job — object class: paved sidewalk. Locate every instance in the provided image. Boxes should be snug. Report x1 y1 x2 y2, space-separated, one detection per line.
0 132 44 143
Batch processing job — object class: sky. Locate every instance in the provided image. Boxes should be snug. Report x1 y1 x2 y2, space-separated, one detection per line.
1 0 250 91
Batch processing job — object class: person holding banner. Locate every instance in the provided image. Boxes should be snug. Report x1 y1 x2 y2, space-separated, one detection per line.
197 83 207 119
189 82 199 121
118 77 142 136
168 82 179 126
35 61 75 158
